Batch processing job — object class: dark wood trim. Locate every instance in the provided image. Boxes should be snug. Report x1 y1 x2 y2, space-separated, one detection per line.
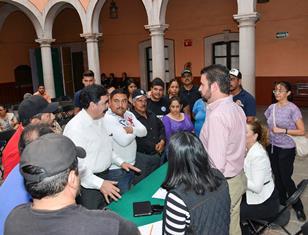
256 76 308 107
0 82 33 105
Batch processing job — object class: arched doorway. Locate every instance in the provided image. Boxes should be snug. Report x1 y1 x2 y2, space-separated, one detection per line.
0 7 37 104
52 7 84 98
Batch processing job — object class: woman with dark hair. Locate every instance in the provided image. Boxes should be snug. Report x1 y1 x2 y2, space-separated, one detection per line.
162 132 230 235
119 72 129 88
0 104 18 131
166 79 191 117
162 96 194 143
264 81 306 221
124 78 138 109
240 121 279 233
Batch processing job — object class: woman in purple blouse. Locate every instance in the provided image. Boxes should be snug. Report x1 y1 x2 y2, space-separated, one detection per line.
162 96 194 143
264 81 306 221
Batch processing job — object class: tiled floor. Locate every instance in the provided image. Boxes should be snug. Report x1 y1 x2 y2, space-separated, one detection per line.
256 106 308 234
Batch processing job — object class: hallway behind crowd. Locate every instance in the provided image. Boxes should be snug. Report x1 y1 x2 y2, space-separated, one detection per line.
0 65 308 235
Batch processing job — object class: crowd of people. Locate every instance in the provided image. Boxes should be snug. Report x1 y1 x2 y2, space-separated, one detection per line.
0 64 307 235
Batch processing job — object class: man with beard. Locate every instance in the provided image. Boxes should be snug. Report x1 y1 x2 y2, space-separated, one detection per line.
2 95 58 179
199 64 247 235
33 85 51 103
229 68 256 123
4 134 139 235
64 85 138 209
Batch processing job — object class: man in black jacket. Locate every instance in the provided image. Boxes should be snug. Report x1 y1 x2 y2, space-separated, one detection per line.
131 89 166 184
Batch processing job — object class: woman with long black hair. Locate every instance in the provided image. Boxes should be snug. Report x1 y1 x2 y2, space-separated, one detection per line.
162 132 230 235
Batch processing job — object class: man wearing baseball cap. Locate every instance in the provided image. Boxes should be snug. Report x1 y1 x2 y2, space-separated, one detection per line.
179 68 201 113
131 89 166 184
4 134 139 235
2 95 58 179
0 124 53 235
229 68 256 123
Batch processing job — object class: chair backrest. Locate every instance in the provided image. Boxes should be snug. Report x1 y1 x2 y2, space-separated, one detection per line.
0 129 16 142
295 221 308 235
302 221 308 235
268 179 307 225
285 179 307 206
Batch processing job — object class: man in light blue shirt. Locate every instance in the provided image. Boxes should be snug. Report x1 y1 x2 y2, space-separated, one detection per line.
0 124 52 234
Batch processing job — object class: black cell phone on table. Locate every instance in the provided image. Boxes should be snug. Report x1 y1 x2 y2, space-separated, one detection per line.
133 201 152 217
151 204 164 214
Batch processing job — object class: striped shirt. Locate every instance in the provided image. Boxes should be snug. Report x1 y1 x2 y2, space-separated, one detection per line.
163 192 190 235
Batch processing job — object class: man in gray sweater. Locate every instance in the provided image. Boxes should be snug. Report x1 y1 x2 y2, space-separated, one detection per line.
4 134 140 235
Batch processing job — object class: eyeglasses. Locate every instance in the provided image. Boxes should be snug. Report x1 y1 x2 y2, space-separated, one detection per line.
273 90 288 94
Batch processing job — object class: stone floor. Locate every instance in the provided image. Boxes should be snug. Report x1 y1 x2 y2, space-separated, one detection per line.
256 106 308 235
0 106 307 234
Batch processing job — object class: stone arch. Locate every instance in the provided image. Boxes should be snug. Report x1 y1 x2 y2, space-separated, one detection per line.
159 0 169 24
0 0 43 37
0 4 17 31
86 0 106 33
43 0 86 38
141 0 167 25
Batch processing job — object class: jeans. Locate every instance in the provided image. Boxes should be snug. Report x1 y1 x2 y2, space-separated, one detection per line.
132 152 161 185
105 169 134 194
77 170 109 210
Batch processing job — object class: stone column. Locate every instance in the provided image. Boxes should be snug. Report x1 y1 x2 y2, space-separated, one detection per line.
80 33 102 84
35 38 56 98
145 24 168 82
233 13 259 96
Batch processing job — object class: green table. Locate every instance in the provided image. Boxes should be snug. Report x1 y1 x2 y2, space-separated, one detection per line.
107 163 167 226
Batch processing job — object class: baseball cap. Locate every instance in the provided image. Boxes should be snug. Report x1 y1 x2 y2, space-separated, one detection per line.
181 69 192 77
229 68 242 79
18 95 59 125
20 133 86 183
132 89 147 100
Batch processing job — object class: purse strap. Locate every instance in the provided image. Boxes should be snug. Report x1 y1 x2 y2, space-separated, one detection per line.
272 104 276 127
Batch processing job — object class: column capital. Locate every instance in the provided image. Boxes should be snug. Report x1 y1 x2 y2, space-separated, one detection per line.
233 12 260 27
35 38 55 47
80 32 102 43
144 24 169 36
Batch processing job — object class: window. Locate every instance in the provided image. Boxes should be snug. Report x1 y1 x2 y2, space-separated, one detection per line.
213 41 239 69
204 31 239 68
139 39 174 90
145 46 170 86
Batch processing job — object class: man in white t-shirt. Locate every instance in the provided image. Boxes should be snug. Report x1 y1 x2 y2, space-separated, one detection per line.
64 85 139 209
104 89 146 193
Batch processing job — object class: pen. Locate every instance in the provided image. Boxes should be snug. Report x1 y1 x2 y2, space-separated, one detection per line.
149 224 154 235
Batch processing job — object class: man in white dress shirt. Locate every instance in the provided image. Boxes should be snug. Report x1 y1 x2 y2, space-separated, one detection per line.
63 84 139 209
104 89 146 193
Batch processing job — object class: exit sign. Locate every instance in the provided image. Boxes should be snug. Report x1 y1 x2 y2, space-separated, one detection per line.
276 32 288 39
